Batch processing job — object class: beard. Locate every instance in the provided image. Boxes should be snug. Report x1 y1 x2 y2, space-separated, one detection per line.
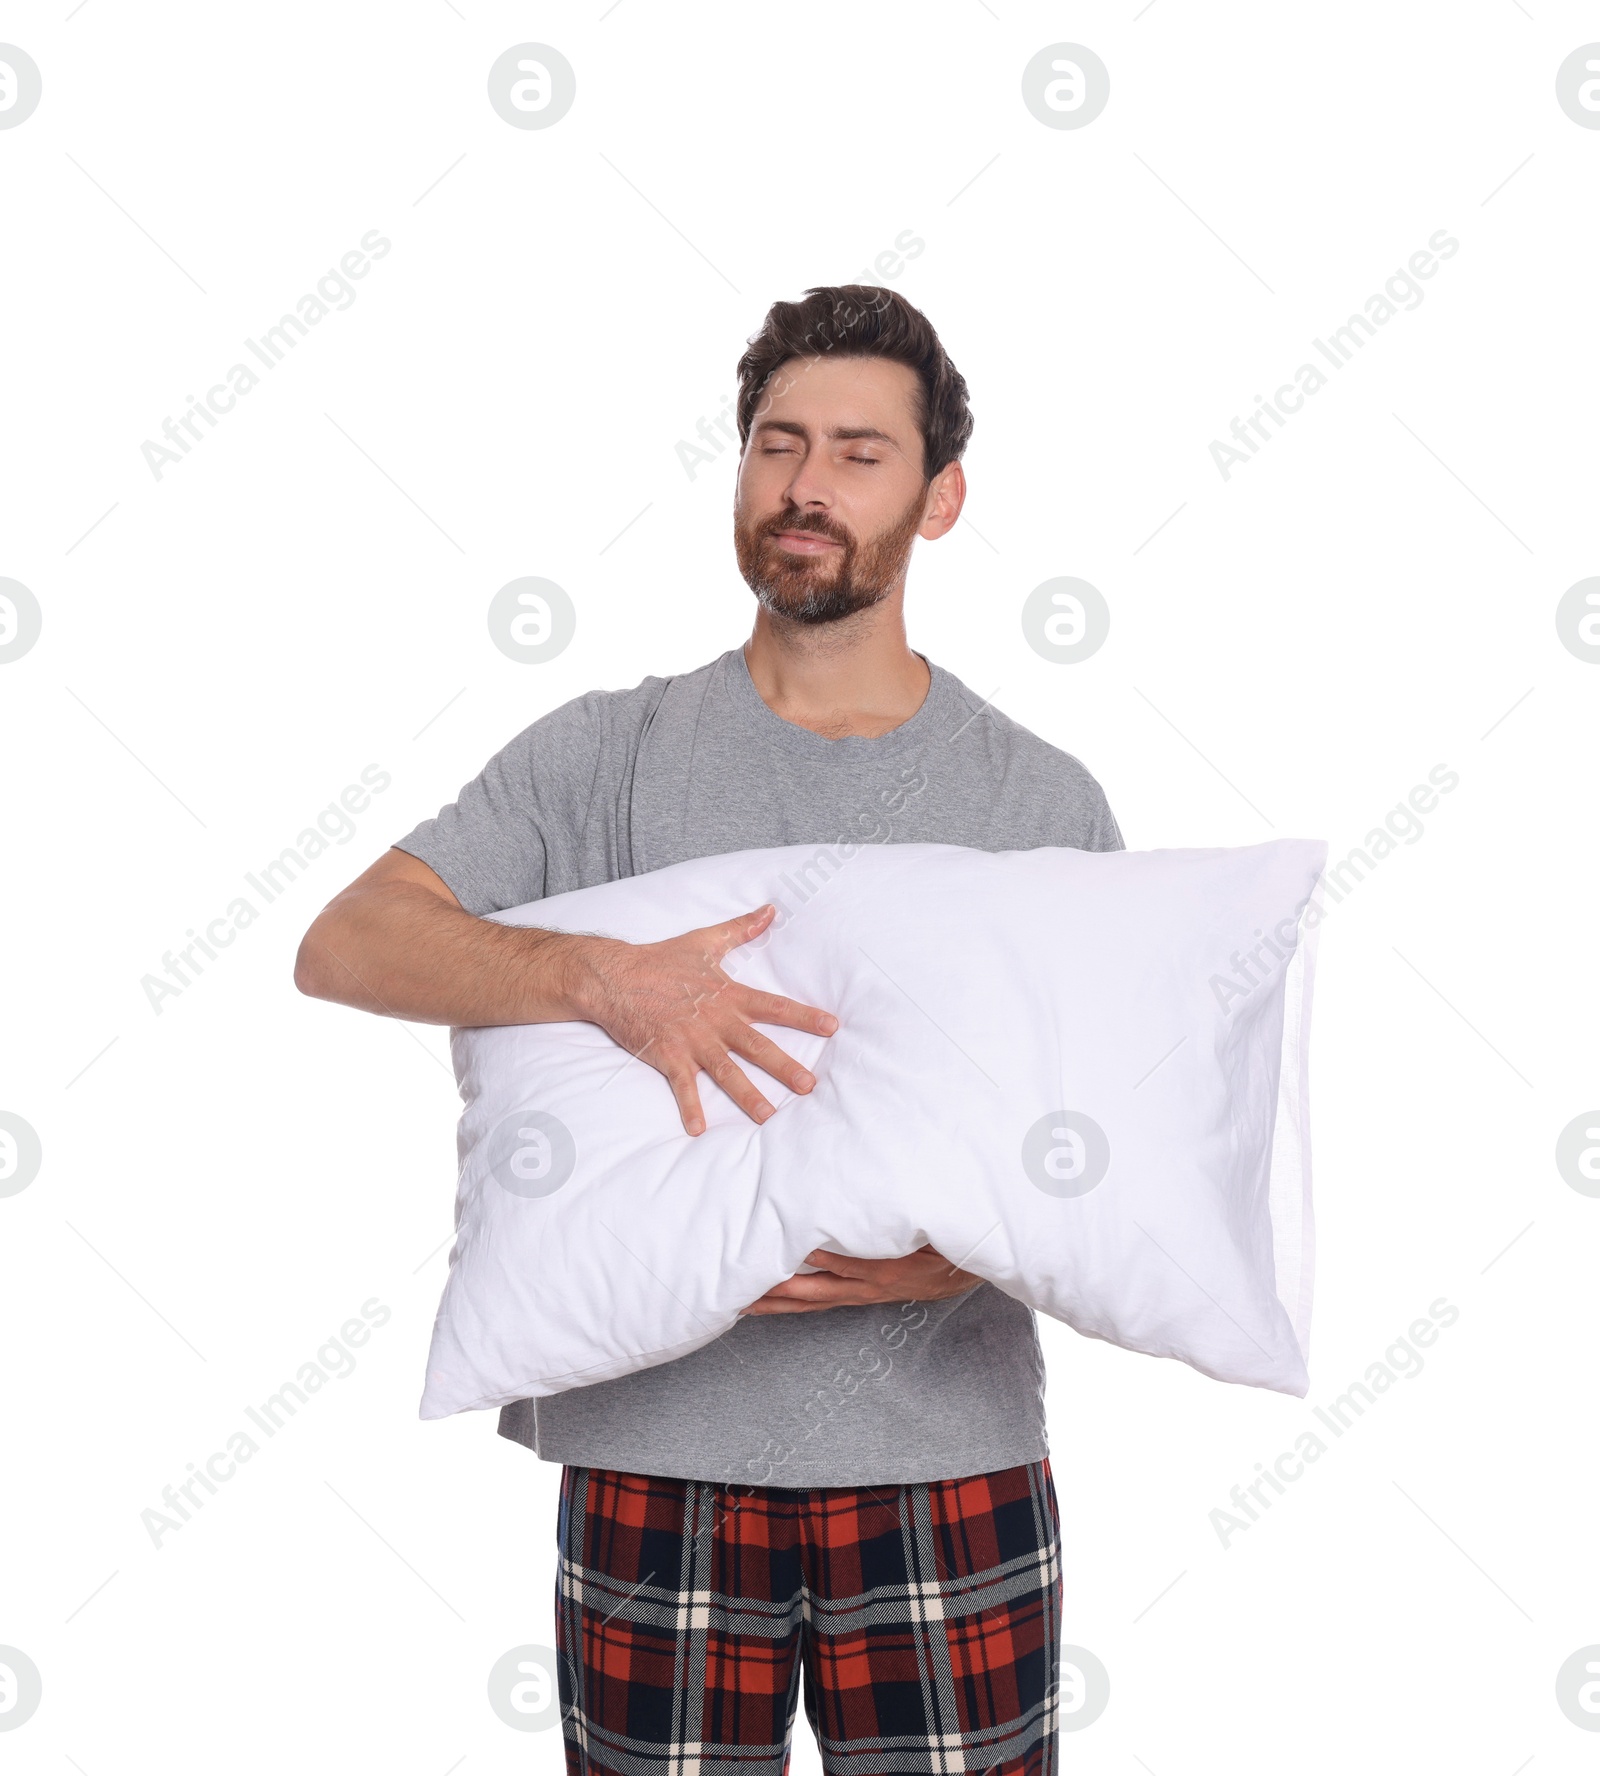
734 485 927 625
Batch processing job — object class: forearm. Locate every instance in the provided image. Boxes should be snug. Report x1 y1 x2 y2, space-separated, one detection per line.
294 881 594 1027
294 854 832 1133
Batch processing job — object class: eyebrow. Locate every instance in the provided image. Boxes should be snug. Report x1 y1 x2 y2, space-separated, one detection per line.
753 418 900 447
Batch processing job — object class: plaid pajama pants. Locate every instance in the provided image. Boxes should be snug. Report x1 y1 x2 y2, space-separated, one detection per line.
554 1457 1062 1776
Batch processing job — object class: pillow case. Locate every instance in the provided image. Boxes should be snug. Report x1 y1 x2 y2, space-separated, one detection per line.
420 837 1326 1419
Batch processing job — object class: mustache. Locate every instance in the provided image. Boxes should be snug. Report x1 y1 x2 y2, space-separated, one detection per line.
759 511 852 547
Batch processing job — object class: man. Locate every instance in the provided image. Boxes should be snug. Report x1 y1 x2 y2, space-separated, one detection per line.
296 285 1121 1776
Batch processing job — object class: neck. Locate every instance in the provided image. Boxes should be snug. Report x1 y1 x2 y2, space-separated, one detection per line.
743 592 931 740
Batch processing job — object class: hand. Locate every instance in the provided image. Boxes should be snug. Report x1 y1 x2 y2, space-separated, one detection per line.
567 903 838 1137
739 1245 984 1315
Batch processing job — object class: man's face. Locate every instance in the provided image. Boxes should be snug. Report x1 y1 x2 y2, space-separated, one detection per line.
733 354 938 625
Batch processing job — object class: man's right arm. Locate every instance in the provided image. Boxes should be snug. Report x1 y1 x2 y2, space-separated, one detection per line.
293 847 587 1027
293 848 836 1136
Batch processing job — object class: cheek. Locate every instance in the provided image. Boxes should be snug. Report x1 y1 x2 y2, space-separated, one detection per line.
845 490 913 544
736 457 787 513
732 484 767 534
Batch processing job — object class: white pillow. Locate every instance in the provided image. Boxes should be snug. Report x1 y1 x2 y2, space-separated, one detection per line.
421 838 1326 1418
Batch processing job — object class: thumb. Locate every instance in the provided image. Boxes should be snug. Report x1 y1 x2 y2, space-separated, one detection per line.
803 1248 879 1279
704 903 777 958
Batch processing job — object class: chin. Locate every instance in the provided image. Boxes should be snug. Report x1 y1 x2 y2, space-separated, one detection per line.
752 582 887 626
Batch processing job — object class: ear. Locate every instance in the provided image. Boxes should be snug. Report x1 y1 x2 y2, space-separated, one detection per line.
918 460 967 541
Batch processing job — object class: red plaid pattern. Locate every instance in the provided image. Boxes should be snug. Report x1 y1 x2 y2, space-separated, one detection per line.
554 1458 1061 1776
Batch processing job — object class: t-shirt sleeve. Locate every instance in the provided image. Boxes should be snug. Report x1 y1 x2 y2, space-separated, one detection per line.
391 694 601 915
1043 744 1124 854
1084 783 1124 853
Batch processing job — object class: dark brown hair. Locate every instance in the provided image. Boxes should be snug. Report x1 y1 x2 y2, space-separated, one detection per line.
735 285 973 481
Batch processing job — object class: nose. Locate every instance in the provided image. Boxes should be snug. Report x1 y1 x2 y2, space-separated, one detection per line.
780 447 835 513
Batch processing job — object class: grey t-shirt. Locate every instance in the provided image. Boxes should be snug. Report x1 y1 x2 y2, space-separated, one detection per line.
395 644 1122 1488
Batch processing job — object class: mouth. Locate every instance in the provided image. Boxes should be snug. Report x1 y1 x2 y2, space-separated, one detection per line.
769 529 844 555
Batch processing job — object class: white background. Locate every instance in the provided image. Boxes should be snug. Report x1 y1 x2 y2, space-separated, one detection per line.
2 3 1597 1771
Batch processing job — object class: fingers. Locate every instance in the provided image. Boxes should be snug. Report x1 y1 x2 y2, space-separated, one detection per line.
740 1247 982 1317
694 1047 777 1128
800 1248 874 1279
753 1270 885 1307
697 910 838 1023
631 906 840 1135
723 1025 816 1096
665 1067 709 1138
799 1248 982 1300
687 912 839 1036
662 1041 785 1137
731 984 839 1038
